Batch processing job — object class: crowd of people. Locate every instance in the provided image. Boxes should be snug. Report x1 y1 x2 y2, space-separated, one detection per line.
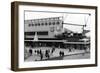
28 47 55 61
28 47 68 61
26 45 89 61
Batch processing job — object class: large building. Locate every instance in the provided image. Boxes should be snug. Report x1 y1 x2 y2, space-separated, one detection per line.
25 16 63 39
24 16 90 49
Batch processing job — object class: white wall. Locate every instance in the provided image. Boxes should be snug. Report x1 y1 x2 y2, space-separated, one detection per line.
0 0 99 73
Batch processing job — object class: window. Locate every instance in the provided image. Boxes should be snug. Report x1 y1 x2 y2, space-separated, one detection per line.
28 24 31 27
32 24 34 26
57 21 60 24
49 22 51 25
35 24 37 26
41 23 44 26
37 31 48 35
25 32 35 35
38 23 40 26
53 22 55 25
45 23 48 26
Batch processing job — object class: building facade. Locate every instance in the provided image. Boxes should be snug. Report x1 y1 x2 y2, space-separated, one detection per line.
25 16 63 40
24 16 90 49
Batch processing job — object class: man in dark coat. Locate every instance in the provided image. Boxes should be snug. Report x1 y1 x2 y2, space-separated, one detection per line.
29 49 32 56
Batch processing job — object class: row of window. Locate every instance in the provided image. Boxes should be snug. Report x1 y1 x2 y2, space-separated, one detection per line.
25 31 48 35
28 21 61 27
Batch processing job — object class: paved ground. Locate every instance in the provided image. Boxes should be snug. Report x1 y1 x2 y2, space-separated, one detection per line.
24 47 90 61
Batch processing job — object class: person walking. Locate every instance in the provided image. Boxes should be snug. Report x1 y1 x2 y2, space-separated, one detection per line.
69 47 72 52
40 52 43 60
62 51 64 56
51 47 55 54
29 49 32 56
59 51 62 56
45 50 50 59
84 46 87 52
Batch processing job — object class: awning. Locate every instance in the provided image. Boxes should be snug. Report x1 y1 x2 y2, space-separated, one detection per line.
24 40 90 44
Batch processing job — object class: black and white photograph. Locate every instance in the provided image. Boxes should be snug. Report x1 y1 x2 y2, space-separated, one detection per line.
11 2 97 71
24 11 91 62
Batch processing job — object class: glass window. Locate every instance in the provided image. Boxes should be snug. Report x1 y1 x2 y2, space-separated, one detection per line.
57 21 60 24
38 23 40 26
28 24 31 27
49 22 51 25
37 31 48 35
53 22 55 25
25 32 35 35
41 23 44 26
45 23 47 25
35 24 37 26
32 24 34 26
